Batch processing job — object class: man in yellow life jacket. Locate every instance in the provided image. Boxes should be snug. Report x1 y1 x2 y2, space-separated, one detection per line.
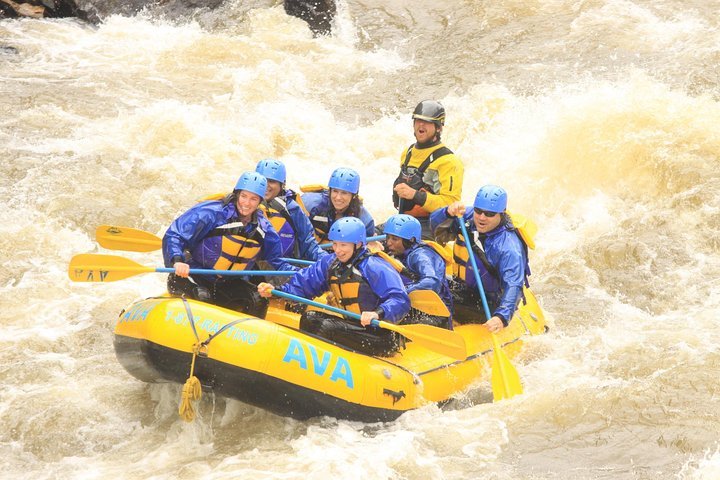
162 172 298 317
384 214 454 330
388 100 465 239
430 185 530 333
258 217 410 357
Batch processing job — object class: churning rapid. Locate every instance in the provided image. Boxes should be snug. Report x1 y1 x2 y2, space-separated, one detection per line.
1 0 719 478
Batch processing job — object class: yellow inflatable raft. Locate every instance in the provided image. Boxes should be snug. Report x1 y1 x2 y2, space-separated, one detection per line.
114 290 547 422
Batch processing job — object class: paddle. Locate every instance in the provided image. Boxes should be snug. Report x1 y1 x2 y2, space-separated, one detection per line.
95 227 318 268
319 234 386 249
281 257 315 266
269 289 466 360
96 225 162 252
68 254 296 283
95 226 387 253
408 290 451 317
92 226 450 315
458 217 523 401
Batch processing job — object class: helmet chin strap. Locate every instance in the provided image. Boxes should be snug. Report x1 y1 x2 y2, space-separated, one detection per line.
345 243 364 264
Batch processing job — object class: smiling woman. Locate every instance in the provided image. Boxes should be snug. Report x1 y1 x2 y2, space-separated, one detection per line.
160 171 299 315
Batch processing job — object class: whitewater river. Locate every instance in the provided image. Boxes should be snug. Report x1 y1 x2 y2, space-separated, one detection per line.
1 1 719 478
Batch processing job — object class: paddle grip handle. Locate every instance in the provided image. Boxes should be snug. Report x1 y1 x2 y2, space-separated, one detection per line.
270 289 362 320
157 268 297 277
280 258 315 266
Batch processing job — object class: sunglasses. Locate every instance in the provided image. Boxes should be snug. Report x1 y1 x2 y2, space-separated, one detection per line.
473 208 499 218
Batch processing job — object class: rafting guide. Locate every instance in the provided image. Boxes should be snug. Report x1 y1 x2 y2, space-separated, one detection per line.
386 100 465 239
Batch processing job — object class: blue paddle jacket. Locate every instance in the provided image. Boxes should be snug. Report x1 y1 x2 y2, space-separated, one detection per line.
430 206 529 324
280 247 410 323
162 198 298 278
396 242 453 322
300 190 375 243
261 189 328 261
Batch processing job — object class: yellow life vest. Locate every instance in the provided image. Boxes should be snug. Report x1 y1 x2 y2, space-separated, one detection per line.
259 203 286 234
196 192 227 203
327 257 370 315
372 250 405 273
300 184 326 194
424 240 453 264
451 232 472 282
507 211 537 250
210 224 263 271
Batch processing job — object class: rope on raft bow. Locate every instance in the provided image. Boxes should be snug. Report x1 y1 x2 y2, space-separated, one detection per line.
178 342 206 422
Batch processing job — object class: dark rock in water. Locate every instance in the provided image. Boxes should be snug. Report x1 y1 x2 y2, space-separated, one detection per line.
1 0 91 20
0 0 337 37
0 45 20 54
284 0 335 36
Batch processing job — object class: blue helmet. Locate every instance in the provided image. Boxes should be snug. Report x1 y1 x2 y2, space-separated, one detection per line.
328 167 360 194
255 158 286 183
328 217 366 244
234 172 267 199
383 214 421 242
473 185 507 213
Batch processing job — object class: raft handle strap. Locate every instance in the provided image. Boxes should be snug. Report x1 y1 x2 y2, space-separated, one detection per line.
182 297 201 343
179 298 255 422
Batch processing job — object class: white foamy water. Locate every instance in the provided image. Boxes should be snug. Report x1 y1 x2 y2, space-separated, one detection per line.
1 1 719 478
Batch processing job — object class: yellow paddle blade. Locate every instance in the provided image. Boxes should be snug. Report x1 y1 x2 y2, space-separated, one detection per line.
408 290 451 317
68 254 153 282
378 321 467 360
490 333 523 401
95 225 162 252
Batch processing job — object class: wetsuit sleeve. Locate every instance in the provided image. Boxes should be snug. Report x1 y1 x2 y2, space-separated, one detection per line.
430 206 473 244
300 191 330 242
299 192 322 220
288 200 328 261
491 235 526 324
360 206 375 237
362 257 411 323
280 254 332 299
405 247 445 294
419 153 464 213
161 204 218 267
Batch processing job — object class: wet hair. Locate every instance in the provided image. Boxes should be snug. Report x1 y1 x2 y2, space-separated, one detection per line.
347 195 362 218
402 238 415 249
223 192 236 206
